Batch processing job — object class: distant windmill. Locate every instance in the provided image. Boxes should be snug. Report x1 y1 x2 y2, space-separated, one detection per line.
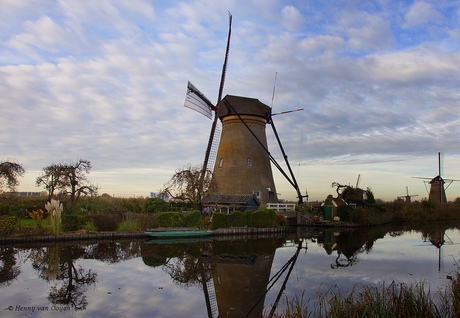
413 152 460 204
397 186 418 204
184 13 304 206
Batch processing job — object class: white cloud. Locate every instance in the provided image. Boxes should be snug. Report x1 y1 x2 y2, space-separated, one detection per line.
280 5 306 32
404 1 445 28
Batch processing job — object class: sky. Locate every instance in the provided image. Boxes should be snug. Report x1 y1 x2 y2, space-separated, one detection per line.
1 0 460 202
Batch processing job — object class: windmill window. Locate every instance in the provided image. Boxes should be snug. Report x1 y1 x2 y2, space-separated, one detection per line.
218 158 223 167
246 157 252 167
253 190 260 198
244 279 250 290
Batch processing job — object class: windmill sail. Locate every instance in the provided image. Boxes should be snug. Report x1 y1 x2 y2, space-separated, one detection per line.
184 81 214 120
206 121 221 171
184 12 231 184
201 12 232 173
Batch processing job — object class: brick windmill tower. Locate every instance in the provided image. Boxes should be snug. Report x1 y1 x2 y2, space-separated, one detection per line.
212 95 278 206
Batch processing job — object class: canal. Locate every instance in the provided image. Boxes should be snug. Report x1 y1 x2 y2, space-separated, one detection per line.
1 222 460 317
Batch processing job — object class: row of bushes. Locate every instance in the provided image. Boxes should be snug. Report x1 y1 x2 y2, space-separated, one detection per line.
211 208 285 230
0 195 192 217
332 200 460 225
1 208 285 237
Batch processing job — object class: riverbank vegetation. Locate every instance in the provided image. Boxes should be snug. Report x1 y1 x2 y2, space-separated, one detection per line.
1 193 460 237
0 194 288 237
268 270 460 317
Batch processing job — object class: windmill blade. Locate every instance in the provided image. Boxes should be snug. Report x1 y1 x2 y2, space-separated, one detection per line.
184 81 214 120
271 108 304 116
202 12 232 173
216 12 232 104
439 152 443 177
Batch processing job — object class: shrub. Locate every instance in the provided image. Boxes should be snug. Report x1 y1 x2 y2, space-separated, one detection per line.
422 199 436 210
337 204 352 221
157 212 186 227
27 209 45 229
61 214 89 232
83 220 97 231
211 211 247 229
117 220 141 232
229 211 247 227
183 210 204 228
211 212 229 230
276 212 287 226
245 210 253 226
91 214 121 231
211 209 280 229
120 198 143 213
349 208 361 223
128 213 158 230
0 216 17 236
252 208 277 228
143 198 168 213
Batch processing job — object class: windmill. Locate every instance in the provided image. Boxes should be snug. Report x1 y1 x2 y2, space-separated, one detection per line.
413 152 460 204
397 186 418 204
184 14 305 206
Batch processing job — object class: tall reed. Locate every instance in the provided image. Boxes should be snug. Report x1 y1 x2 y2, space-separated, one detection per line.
45 199 63 235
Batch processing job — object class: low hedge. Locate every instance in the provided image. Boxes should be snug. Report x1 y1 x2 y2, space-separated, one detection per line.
157 211 204 228
211 209 279 229
61 214 90 232
251 208 277 228
183 210 205 228
91 214 122 231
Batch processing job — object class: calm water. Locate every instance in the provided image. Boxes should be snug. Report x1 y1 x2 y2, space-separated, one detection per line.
1 222 460 317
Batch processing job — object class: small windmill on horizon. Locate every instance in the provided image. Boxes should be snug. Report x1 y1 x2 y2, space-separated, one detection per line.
397 186 418 204
413 152 460 204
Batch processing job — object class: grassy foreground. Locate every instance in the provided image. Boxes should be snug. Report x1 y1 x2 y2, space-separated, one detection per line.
268 272 460 318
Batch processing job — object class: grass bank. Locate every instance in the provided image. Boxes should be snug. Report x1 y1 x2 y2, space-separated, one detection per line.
268 271 460 317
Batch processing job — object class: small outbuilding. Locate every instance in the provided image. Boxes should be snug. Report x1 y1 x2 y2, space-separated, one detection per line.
202 194 260 213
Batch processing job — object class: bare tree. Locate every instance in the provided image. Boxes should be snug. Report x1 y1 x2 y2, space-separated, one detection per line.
162 165 216 211
36 159 98 213
36 164 66 200
0 159 25 192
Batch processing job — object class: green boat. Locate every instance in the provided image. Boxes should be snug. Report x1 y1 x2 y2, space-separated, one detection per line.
146 237 213 244
144 229 214 238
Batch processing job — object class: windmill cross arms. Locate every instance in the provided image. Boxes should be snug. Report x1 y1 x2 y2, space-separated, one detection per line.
398 195 418 199
413 176 460 182
271 108 304 116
